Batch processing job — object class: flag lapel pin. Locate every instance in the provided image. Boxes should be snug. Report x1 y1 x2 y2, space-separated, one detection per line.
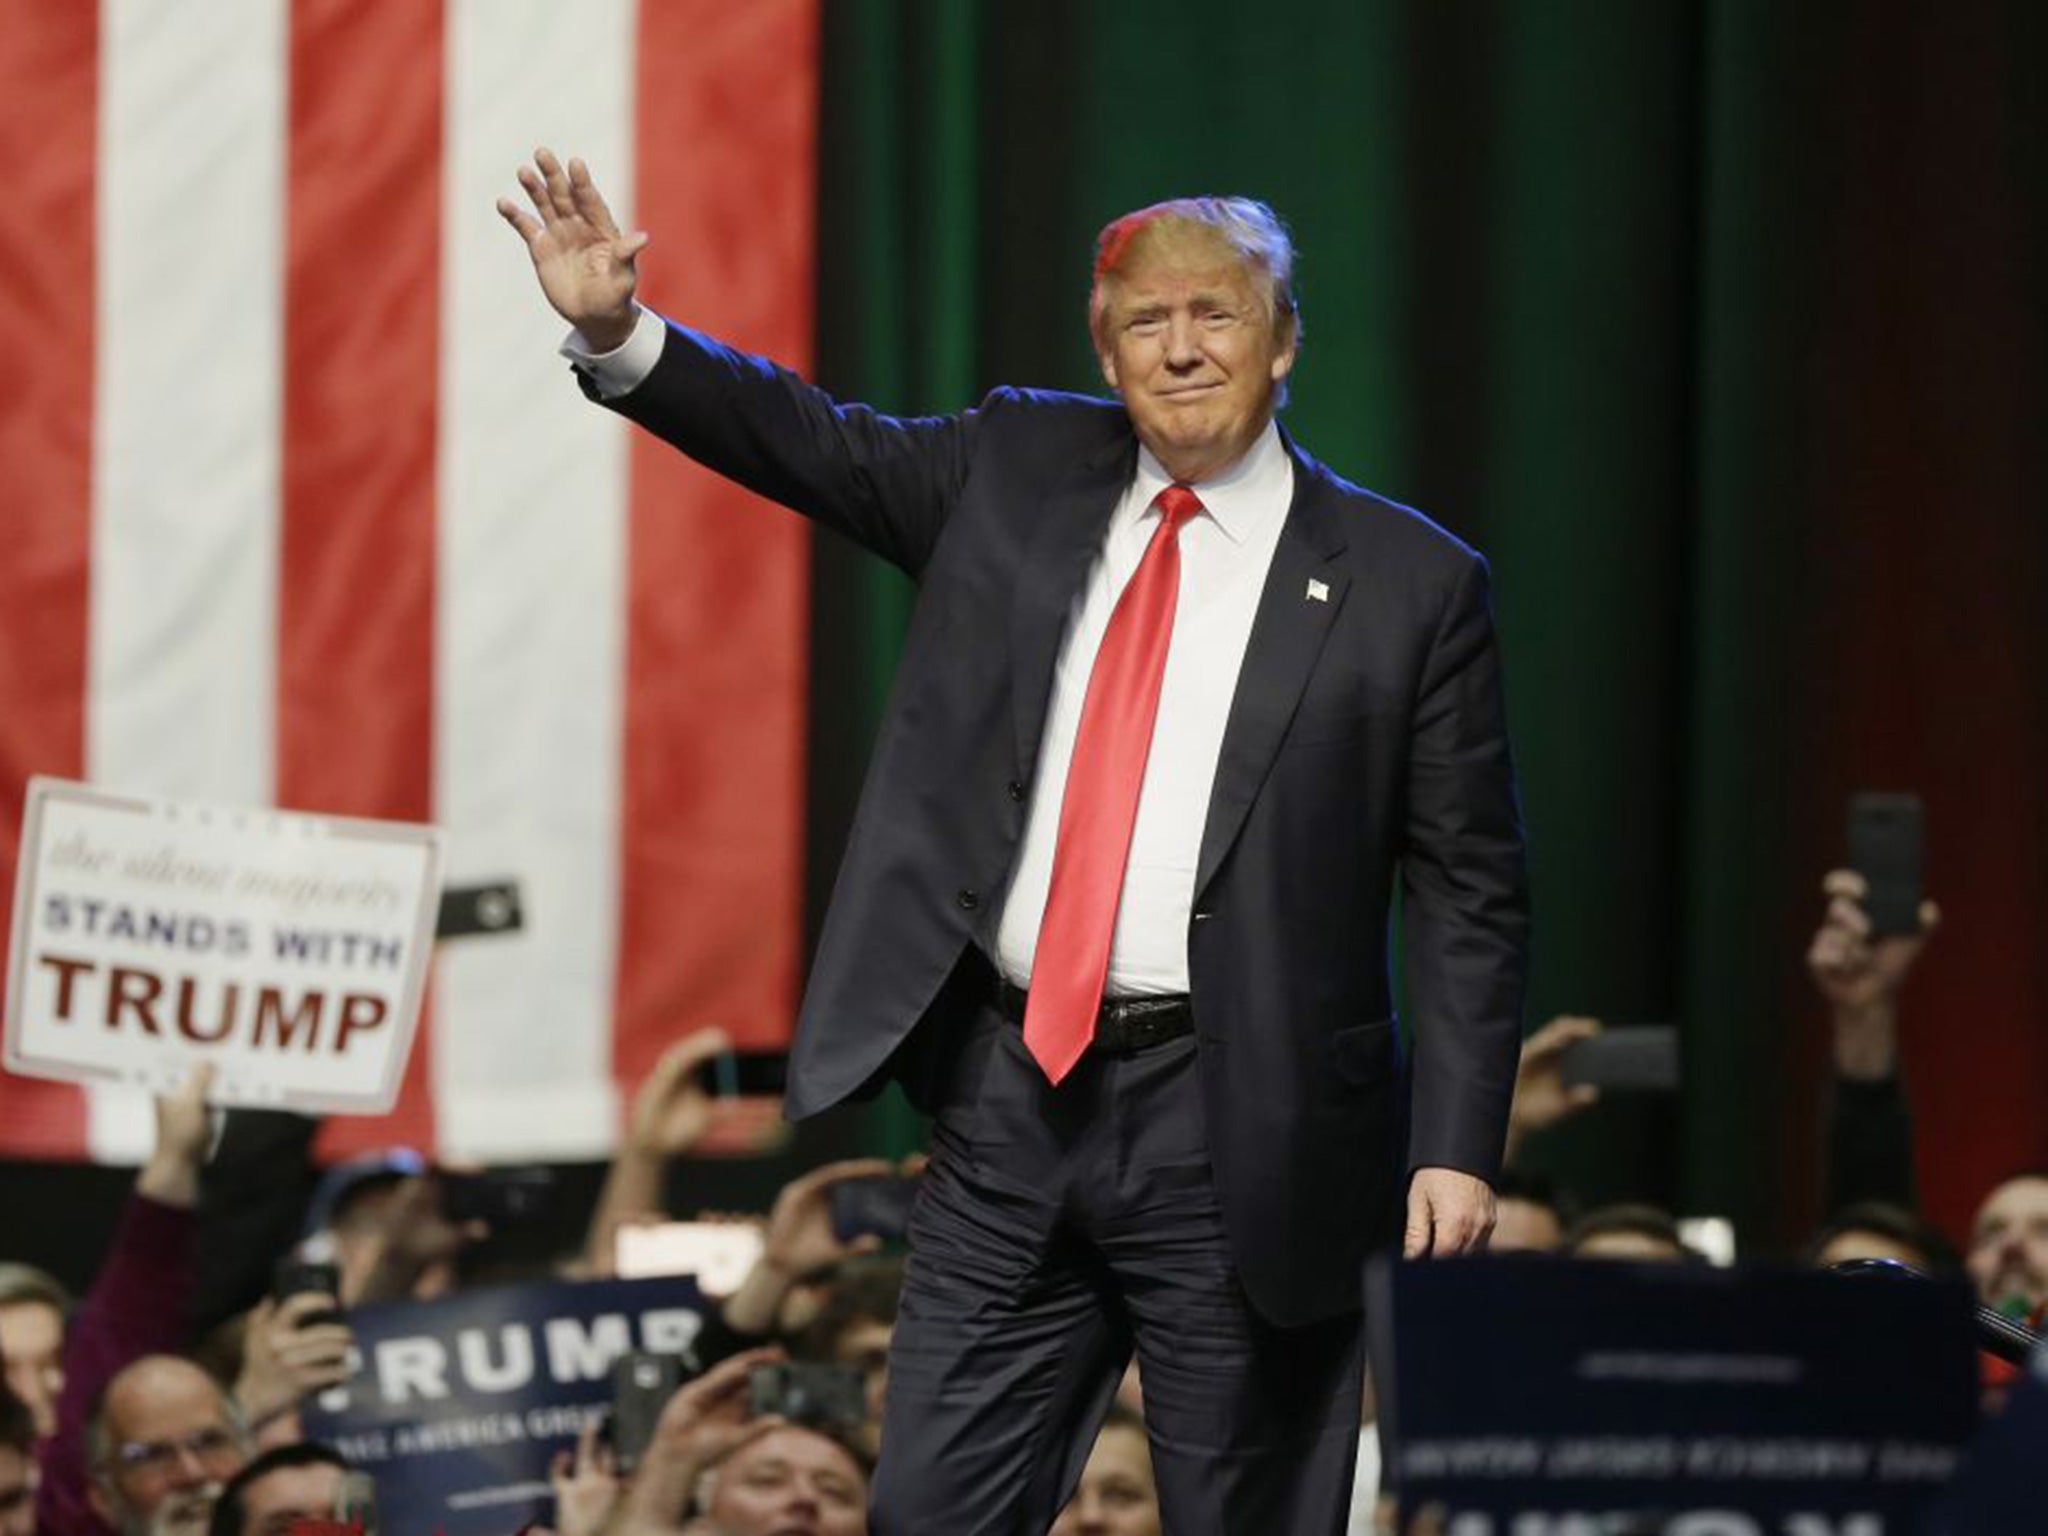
1306 578 1330 603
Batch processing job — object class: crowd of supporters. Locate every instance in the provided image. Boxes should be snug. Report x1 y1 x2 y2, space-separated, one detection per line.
0 866 2037 1536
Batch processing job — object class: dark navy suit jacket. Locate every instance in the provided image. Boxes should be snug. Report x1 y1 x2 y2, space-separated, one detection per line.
592 319 1530 1325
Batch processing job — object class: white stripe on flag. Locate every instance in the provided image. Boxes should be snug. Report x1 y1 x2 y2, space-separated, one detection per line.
432 0 638 1159
86 0 288 1161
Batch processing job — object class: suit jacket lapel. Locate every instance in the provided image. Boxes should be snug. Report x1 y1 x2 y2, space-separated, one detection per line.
1194 437 1351 899
1009 436 1135 774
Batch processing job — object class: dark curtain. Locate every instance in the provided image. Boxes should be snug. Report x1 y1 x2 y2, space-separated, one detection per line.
806 0 2048 1250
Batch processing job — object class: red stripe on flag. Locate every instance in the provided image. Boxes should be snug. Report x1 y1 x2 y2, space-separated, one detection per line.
614 0 816 1089
275 0 443 1161
0 1 97 1158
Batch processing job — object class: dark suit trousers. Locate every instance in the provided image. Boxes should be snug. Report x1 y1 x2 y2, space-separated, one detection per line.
870 995 1364 1536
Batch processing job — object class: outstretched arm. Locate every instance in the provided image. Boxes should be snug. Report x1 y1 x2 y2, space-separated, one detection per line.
39 1068 213 1536
496 146 646 352
496 146 978 577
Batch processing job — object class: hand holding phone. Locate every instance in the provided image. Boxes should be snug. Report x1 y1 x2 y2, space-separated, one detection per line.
243 1260 353 1423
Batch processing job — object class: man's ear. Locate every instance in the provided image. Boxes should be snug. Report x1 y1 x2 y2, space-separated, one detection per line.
1097 347 1120 391
1270 339 1298 386
1269 308 1299 385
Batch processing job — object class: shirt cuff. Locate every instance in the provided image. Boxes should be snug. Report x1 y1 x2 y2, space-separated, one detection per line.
559 304 665 399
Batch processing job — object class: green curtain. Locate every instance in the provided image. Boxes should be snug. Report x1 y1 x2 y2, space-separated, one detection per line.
810 0 2048 1243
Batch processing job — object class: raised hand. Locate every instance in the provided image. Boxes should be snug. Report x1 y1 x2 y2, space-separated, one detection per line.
1807 867 1940 1079
496 146 647 350
621 1346 786 1536
137 1061 216 1208
629 1028 731 1159
1504 1015 1603 1161
1807 868 1940 1014
760 1157 901 1279
718 1157 903 1336
234 1291 355 1429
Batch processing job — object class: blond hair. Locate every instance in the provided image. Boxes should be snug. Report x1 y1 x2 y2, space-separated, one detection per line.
1087 196 1300 355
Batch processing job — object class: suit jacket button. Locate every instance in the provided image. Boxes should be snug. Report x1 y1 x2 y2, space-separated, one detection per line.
957 888 980 911
1006 780 1026 802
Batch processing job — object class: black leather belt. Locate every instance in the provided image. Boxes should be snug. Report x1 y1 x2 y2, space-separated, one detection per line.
990 975 1194 1055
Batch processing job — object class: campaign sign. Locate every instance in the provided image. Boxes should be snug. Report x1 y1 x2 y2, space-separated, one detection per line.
5 777 442 1113
301 1277 709 1536
1368 1256 1979 1534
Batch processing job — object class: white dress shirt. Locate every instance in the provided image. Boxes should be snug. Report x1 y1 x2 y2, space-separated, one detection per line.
564 308 1297 997
994 422 1293 995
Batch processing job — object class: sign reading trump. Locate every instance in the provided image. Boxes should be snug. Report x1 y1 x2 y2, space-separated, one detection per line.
5 776 443 1113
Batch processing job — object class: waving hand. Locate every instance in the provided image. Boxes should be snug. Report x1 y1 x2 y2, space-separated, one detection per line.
496 146 646 350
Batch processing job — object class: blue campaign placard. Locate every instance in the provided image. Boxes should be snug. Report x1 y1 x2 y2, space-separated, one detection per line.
300 1275 709 1536
1368 1256 1980 1534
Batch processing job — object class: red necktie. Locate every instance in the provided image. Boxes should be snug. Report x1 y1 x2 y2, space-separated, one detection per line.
1023 483 1204 1083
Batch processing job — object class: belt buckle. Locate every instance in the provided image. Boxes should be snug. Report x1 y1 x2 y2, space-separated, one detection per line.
1096 995 1185 1055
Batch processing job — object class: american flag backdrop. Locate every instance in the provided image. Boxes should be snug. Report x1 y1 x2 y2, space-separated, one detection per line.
0 0 816 1164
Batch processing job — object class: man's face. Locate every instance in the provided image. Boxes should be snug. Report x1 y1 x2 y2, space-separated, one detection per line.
1966 1176 2048 1313
1048 1423 1159 1536
0 1302 64 1440
234 1464 343 1536
329 1177 466 1301
703 1425 866 1536
0 1444 38 1536
1096 243 1294 486
91 1360 246 1536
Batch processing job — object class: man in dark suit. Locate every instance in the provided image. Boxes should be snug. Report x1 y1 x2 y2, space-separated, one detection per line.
501 148 1527 1536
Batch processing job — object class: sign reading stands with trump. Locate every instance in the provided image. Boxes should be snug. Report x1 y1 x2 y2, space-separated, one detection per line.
4 776 442 1111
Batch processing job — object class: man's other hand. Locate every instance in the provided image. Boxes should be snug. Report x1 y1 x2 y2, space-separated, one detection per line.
1404 1167 1495 1258
496 146 646 351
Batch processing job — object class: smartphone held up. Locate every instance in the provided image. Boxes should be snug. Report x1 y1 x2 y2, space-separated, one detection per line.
1847 792 1925 937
